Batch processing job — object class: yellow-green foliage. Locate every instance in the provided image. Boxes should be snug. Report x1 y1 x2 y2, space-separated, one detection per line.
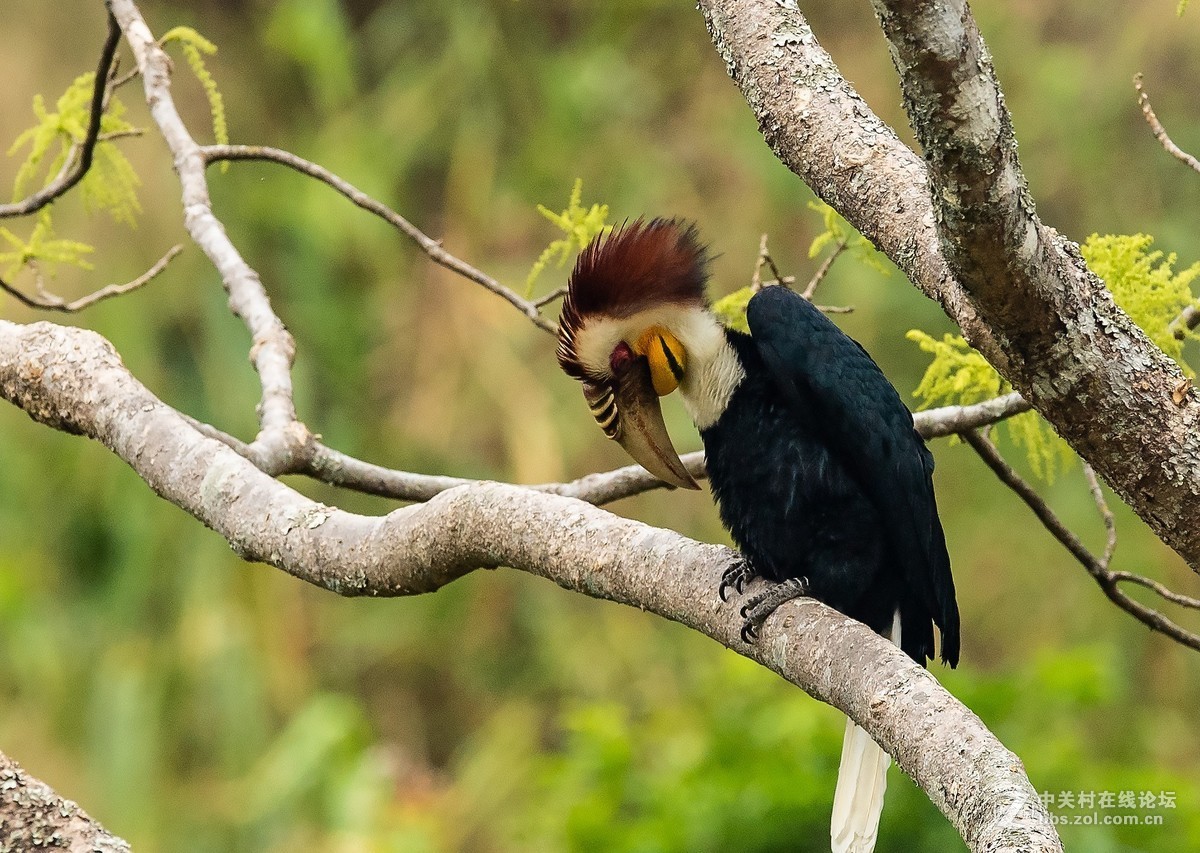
1081 233 1199 374
908 233 1199 480
1180 0 1190 16
806 199 892 276
525 178 610 295
7 72 141 225
711 286 753 333
0 210 94 279
161 27 230 166
906 331 1003 405
906 331 1071 481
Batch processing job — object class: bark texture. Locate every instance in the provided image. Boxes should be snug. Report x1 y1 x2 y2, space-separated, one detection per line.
0 319 1058 851
0 751 130 853
698 0 1200 570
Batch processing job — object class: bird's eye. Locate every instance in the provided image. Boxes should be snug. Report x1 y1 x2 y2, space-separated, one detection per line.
609 341 635 375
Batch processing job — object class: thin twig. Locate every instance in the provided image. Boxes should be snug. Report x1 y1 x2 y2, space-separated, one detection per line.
1109 572 1200 610
1082 463 1117 569
0 245 181 312
802 239 847 299
750 233 768 290
1135 74 1200 340
97 128 145 142
1169 304 1199 338
531 286 568 309
111 63 142 90
0 12 121 219
964 430 1200 652
749 232 846 311
200 144 557 334
1134 73 1200 175
749 233 796 293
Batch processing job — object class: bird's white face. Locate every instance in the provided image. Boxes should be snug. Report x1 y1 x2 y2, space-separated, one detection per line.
571 304 701 396
565 306 698 489
557 218 731 488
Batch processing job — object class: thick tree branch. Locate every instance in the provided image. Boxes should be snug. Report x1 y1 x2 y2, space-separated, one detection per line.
0 13 121 220
108 0 302 471
0 317 1058 851
698 0 1200 572
0 750 130 852
697 0 992 345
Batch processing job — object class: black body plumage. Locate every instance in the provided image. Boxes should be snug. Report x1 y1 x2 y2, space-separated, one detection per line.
703 286 959 667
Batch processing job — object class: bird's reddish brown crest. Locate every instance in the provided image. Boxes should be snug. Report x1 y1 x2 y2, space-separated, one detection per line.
557 218 710 379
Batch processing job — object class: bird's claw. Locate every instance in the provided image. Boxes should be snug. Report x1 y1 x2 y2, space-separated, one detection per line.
718 554 757 602
738 577 810 644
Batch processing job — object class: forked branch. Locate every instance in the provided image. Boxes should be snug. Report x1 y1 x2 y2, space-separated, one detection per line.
0 244 181 312
965 430 1200 652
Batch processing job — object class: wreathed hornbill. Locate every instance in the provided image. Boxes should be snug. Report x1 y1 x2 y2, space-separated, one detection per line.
556 219 959 853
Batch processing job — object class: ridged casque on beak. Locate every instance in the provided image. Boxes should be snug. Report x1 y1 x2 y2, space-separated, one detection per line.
591 355 698 489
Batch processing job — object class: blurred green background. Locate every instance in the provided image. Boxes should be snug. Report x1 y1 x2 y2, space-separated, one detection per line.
2 1 1199 850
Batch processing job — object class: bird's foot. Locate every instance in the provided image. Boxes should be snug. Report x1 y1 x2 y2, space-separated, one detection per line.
718 552 758 602
738 577 809 643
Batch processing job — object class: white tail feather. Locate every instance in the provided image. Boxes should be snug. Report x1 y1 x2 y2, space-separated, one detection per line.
830 611 901 853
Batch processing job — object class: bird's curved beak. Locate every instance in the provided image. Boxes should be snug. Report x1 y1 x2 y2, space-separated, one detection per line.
599 357 700 490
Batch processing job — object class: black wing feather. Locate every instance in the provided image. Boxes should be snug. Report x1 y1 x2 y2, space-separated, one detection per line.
746 286 959 665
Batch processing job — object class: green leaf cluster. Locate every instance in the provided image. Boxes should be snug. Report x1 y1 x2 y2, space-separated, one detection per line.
906 331 1003 406
711 286 754 333
806 199 892 276
8 72 141 225
906 331 1071 480
525 178 610 295
0 211 94 279
161 27 230 163
1081 232 1199 374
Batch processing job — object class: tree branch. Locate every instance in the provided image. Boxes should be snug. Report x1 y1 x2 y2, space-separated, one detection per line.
199 143 558 335
964 430 1200 652
0 12 121 220
0 244 181 312
0 317 1058 851
1082 463 1117 570
0 750 130 852
802 240 846 300
913 391 1029 439
698 0 1200 572
1134 73 1200 176
177 390 1029 506
109 0 302 471
1135 75 1200 340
